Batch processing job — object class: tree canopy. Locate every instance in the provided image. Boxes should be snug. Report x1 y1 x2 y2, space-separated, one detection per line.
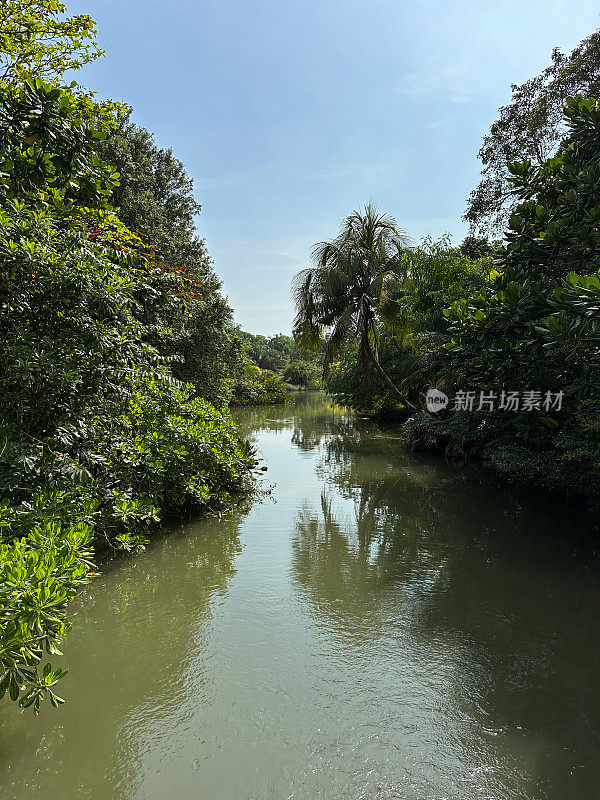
99 114 245 405
465 29 600 235
0 0 103 83
0 3 255 715
293 203 413 406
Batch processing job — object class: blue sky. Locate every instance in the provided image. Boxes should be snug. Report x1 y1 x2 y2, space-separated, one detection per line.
72 0 600 334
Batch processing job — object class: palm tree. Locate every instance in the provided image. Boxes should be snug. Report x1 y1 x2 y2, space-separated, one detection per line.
292 203 414 407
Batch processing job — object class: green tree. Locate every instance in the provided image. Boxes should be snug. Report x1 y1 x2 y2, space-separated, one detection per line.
0 76 119 206
283 360 321 388
293 204 413 407
465 29 600 235
396 236 490 342
230 363 290 406
448 96 600 393
325 238 489 413
458 235 494 260
0 69 255 713
99 113 203 264
411 96 600 496
0 0 103 83
99 114 243 404
240 332 296 372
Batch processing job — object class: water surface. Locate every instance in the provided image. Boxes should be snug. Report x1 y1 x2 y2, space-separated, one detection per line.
1 392 599 799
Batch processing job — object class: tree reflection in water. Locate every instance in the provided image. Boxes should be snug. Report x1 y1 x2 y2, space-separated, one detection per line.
291 412 600 799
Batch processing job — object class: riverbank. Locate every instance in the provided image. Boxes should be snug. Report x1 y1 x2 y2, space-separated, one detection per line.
335 398 600 504
400 407 600 503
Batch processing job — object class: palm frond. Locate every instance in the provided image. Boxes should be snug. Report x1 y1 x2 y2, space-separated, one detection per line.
291 203 414 396
323 303 357 376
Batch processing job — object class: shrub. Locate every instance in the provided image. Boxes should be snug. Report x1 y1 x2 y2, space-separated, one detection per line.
231 366 291 406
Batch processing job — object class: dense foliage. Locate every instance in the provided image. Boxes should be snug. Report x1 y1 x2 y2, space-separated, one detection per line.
230 363 291 406
239 331 322 390
406 96 600 495
227 330 325 406
99 114 245 405
325 237 490 413
0 5 255 714
310 97 600 498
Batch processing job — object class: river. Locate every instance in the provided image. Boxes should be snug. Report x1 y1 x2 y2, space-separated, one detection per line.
1 392 599 800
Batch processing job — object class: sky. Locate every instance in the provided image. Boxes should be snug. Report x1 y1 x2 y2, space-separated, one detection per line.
70 0 600 335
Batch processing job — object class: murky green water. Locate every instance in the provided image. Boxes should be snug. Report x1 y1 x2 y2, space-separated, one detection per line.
2 392 600 800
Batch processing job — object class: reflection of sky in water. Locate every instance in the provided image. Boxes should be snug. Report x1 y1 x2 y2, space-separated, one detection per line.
0 393 599 800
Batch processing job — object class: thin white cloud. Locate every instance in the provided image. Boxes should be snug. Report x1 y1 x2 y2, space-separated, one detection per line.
194 172 254 191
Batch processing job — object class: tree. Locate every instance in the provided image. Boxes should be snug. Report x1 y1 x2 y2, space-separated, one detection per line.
240 332 295 372
0 66 255 713
425 95 600 495
465 29 600 235
0 76 119 207
292 203 413 407
99 113 203 265
325 237 489 413
449 96 600 391
0 0 103 83
397 236 490 341
283 360 320 388
458 235 494 260
99 114 244 405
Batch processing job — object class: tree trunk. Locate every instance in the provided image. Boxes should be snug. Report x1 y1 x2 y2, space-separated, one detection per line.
361 328 415 410
359 335 372 406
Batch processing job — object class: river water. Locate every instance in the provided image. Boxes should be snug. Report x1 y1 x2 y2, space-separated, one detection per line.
1 392 600 800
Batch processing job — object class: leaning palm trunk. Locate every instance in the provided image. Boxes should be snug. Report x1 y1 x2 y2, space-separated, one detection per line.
359 321 414 410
